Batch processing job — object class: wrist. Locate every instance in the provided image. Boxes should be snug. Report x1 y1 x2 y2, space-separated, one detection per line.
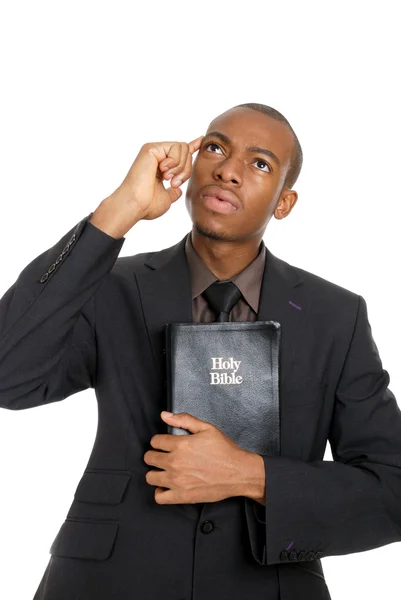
90 189 143 239
237 451 266 503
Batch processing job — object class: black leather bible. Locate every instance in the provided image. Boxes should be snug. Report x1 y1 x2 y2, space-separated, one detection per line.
164 321 281 456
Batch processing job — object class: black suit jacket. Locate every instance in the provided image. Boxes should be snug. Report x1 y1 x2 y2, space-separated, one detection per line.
1 212 401 600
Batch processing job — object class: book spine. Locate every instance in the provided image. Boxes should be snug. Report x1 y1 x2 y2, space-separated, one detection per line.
164 324 173 414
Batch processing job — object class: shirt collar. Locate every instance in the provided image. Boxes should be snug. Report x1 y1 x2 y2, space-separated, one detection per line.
184 231 266 313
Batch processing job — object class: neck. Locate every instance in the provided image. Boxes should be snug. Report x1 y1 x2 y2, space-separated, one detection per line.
190 229 263 280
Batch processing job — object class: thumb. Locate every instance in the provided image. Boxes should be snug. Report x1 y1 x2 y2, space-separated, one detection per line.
160 411 210 433
166 184 183 205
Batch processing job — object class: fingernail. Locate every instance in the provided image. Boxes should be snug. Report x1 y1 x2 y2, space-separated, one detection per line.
174 178 183 186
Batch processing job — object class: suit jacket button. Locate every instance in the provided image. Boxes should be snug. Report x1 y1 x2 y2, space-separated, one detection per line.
297 550 307 561
315 551 323 559
201 520 214 534
289 550 297 561
279 550 288 561
306 551 316 560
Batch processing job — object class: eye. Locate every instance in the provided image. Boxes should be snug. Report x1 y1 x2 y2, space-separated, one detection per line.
205 142 223 154
204 142 271 172
254 159 271 173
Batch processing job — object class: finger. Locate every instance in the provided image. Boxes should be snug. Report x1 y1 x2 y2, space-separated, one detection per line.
166 184 183 204
155 487 174 504
159 142 182 172
146 449 169 469
188 135 205 155
162 143 190 182
170 150 193 187
160 135 203 173
146 470 168 487
150 433 176 451
169 144 190 185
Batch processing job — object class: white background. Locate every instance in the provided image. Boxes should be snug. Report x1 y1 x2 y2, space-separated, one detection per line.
0 1 400 598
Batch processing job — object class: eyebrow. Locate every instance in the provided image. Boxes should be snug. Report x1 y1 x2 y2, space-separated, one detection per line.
203 130 281 167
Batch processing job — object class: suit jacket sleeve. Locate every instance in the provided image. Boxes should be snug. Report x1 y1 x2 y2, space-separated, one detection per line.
245 294 401 566
0 213 125 410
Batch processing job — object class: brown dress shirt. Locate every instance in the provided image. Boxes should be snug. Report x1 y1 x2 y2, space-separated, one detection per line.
184 232 267 321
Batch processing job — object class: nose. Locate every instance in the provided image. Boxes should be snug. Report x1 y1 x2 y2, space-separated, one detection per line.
213 158 242 185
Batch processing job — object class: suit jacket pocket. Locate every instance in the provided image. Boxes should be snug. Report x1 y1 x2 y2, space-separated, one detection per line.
49 517 119 560
74 469 132 505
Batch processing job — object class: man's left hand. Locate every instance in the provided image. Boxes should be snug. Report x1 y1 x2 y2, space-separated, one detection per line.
143 411 249 505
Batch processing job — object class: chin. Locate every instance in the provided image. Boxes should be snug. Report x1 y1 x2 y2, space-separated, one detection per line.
192 219 234 242
186 197 233 238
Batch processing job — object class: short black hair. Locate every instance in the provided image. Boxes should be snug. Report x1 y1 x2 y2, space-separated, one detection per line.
230 103 303 189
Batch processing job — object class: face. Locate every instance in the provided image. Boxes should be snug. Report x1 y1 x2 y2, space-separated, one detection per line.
185 107 298 242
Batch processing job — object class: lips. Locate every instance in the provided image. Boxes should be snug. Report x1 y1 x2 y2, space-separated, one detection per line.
201 186 240 210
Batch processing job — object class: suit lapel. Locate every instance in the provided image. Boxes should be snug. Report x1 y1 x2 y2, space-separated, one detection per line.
135 233 312 399
257 247 312 388
135 234 192 385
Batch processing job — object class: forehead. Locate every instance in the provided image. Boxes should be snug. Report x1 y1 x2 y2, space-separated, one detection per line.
206 107 294 165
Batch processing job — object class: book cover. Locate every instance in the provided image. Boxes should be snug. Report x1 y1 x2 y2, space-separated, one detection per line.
164 321 281 456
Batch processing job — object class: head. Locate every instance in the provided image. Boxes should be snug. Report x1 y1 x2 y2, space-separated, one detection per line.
185 103 302 243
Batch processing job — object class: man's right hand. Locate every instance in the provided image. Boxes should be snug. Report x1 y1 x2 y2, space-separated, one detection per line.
121 136 205 221
89 136 204 239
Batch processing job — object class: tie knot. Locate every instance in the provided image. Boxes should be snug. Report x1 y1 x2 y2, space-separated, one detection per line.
201 280 242 322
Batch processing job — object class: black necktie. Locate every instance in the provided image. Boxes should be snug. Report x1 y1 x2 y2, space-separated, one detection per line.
201 281 242 322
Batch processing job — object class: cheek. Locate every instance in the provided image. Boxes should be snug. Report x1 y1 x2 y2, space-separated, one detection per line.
188 160 201 185
244 199 272 223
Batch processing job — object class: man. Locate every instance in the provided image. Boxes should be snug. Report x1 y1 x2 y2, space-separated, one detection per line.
1 103 400 600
